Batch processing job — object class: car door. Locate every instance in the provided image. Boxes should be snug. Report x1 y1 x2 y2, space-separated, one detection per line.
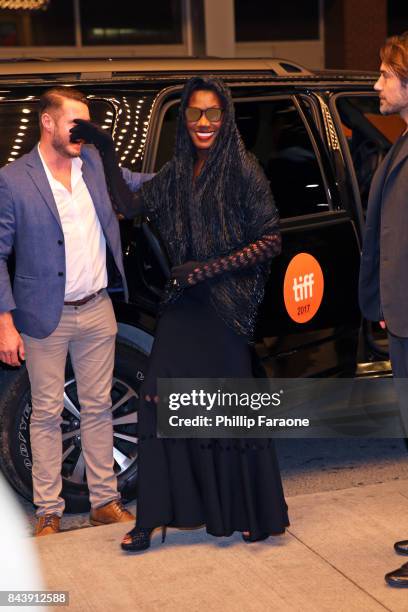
330 90 404 364
232 92 362 377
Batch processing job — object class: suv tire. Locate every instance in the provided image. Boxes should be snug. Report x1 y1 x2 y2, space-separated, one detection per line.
0 339 147 513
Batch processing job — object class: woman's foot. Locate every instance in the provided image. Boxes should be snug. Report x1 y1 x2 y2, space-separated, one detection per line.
121 526 167 552
242 531 269 543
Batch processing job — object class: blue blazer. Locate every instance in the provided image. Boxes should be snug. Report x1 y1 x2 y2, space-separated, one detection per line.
0 145 151 339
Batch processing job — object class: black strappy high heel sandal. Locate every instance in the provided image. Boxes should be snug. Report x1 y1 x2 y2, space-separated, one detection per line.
121 526 167 552
242 532 269 543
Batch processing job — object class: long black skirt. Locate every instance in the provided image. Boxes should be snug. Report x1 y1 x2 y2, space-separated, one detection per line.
135 283 289 538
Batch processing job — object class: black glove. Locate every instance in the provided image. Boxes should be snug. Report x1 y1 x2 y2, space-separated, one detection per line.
170 233 281 289
170 261 201 289
70 118 114 156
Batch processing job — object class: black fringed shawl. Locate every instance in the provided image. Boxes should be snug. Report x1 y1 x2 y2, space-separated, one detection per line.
139 76 280 340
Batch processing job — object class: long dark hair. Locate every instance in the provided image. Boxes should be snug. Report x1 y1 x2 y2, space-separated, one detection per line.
140 75 278 338
170 76 252 259
142 76 267 262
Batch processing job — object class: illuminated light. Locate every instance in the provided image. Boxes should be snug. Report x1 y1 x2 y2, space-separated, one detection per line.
21 118 29 123
118 135 124 140
7 157 14 162
306 184 319 189
106 111 113 116
138 99 144 103
121 156 126 161
19 125 27 130
12 145 21 150
130 139 135 143
104 118 112 123
121 129 127 133
115 147 119 151
15 139 22 143
22 108 30 114
0 0 50 9
17 132 25 136
10 151 18 156
125 121 130 125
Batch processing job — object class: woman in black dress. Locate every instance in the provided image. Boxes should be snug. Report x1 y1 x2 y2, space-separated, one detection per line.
71 76 289 551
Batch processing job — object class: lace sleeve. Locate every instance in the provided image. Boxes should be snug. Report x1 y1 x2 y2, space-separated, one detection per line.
176 231 281 287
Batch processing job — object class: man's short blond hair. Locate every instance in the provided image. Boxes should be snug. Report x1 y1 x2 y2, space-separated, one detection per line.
38 87 88 129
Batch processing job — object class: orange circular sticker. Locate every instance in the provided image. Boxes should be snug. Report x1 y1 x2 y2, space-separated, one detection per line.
283 253 324 323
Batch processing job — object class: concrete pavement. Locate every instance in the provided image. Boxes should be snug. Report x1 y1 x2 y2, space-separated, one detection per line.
33 479 408 612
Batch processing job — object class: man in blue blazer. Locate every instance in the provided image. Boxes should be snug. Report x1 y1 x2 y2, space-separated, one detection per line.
0 87 151 536
359 32 408 588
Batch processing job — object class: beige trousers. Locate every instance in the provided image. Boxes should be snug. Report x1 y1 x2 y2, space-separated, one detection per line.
22 290 119 516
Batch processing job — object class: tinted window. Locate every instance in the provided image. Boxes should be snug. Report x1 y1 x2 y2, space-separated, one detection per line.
388 0 408 35
0 99 113 169
0 3 75 46
155 97 328 218
80 0 182 45
336 95 404 210
235 0 319 41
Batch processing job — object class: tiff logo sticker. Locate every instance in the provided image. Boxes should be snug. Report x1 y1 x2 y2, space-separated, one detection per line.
284 253 324 323
293 273 315 302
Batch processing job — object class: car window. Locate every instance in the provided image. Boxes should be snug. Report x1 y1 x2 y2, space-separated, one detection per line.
0 99 113 168
154 97 329 218
336 95 404 210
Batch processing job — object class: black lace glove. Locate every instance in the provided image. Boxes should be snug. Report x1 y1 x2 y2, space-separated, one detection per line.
171 232 281 288
69 119 144 218
170 261 201 289
70 118 114 154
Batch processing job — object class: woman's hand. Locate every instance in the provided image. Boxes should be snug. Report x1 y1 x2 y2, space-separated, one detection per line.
70 119 114 154
170 261 201 288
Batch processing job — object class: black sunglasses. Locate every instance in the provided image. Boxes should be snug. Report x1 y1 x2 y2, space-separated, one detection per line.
185 107 223 123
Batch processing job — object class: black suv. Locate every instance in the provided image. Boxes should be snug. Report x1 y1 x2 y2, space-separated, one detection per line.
0 57 396 512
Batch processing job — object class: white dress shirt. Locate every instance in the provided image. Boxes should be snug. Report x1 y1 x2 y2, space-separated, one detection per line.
38 145 107 301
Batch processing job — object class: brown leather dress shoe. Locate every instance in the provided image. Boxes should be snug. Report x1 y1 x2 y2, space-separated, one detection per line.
34 514 60 537
89 500 135 526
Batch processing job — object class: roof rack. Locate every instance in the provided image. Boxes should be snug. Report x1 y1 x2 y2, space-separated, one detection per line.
0 56 313 80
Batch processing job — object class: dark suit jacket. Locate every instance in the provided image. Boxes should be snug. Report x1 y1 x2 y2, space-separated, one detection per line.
359 132 408 337
0 145 150 339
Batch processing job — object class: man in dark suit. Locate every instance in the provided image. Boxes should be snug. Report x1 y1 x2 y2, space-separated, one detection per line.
359 32 408 588
0 87 150 536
